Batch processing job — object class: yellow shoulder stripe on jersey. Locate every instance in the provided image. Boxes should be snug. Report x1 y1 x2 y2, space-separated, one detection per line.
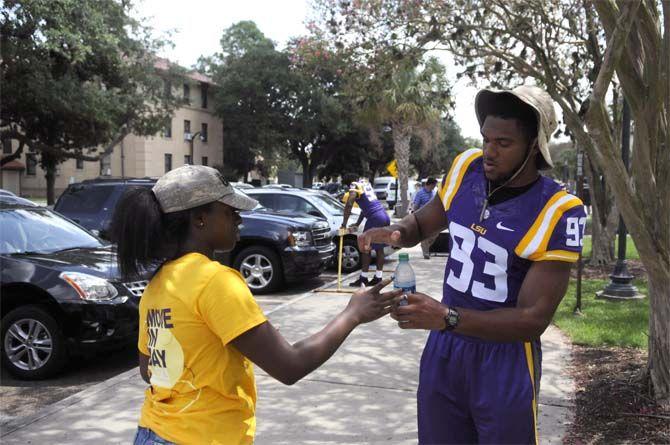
516 190 583 259
350 182 364 197
438 148 482 211
530 250 580 262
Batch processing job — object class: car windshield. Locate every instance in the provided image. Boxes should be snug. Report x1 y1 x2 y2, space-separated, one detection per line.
310 193 345 215
0 208 102 255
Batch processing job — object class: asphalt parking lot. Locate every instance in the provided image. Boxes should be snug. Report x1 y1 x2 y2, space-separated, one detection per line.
0 272 339 427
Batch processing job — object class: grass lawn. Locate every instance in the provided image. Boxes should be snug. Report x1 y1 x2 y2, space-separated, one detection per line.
553 278 649 349
581 234 639 260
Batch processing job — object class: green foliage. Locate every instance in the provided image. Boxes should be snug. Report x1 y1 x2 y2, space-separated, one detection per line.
201 22 289 179
410 118 466 178
1 0 180 155
206 23 377 186
554 279 648 348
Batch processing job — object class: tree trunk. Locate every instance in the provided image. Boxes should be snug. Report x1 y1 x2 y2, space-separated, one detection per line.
645 262 670 409
584 155 617 265
393 124 412 217
301 157 313 188
45 164 56 205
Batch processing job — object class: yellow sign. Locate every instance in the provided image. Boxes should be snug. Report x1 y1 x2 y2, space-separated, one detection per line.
386 159 398 178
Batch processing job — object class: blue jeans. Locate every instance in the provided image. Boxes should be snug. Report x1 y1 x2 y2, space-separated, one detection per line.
133 427 176 445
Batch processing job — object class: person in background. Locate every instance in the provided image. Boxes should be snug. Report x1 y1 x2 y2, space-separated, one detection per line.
111 165 401 445
409 181 422 209
411 177 438 259
341 173 391 287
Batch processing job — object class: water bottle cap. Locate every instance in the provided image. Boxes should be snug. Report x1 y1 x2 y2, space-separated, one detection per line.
398 253 409 261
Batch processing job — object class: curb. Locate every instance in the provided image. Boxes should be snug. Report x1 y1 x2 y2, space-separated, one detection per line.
1 366 140 437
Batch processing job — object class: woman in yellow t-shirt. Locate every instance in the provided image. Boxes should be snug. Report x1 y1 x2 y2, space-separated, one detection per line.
110 165 401 445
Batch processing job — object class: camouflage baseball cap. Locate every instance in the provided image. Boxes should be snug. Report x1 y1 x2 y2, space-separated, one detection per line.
152 165 258 213
475 85 558 170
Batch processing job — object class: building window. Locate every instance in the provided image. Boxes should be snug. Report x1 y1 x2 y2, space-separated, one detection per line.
184 120 191 135
100 155 111 176
76 158 84 170
201 123 208 142
163 118 172 138
200 83 208 109
183 83 190 105
2 139 12 154
184 155 192 165
201 156 208 166
164 153 173 173
26 154 37 175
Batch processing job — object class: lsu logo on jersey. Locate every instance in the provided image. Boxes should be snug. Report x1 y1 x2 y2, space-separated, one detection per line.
470 223 487 236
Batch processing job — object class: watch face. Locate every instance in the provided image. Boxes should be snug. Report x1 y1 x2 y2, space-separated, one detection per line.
448 308 459 327
444 308 459 331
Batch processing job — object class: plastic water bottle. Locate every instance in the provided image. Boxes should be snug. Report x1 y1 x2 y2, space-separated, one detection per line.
394 253 415 306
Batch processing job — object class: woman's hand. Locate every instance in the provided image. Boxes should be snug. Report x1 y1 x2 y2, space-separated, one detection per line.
345 278 403 324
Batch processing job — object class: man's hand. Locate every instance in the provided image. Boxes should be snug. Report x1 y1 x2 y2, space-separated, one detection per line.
358 227 403 253
347 224 359 232
390 292 447 330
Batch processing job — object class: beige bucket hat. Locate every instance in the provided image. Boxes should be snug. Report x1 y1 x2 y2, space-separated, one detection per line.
475 85 557 170
152 165 258 213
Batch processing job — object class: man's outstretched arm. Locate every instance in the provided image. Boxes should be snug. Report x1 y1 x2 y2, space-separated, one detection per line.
358 194 448 252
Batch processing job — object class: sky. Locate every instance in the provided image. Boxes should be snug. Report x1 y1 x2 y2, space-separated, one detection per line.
133 0 481 140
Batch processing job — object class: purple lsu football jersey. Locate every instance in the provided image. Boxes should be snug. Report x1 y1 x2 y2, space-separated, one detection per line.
437 148 586 312
350 181 386 219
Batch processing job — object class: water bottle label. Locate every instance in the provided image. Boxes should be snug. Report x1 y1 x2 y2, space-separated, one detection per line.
394 285 415 306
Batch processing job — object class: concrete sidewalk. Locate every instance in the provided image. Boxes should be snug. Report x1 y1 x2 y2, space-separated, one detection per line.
1 246 574 444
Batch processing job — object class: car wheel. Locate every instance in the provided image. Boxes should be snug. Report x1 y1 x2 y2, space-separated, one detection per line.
1 305 68 380
234 246 283 294
341 238 361 273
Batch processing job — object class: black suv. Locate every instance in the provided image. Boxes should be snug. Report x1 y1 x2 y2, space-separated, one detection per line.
55 178 334 293
1 198 145 379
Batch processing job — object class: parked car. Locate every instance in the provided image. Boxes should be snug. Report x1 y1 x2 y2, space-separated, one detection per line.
372 176 397 207
231 182 255 190
55 178 334 294
245 188 395 272
54 178 156 238
262 183 293 189
0 198 145 379
0 189 39 206
220 207 333 293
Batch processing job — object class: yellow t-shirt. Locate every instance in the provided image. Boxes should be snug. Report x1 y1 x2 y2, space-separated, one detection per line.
137 253 267 445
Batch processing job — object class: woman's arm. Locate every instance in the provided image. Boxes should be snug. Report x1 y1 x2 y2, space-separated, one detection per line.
232 279 402 385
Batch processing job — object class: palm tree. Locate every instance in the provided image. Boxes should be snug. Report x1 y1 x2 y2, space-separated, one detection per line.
358 57 452 216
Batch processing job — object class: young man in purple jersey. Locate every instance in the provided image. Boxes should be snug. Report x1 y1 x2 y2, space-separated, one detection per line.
342 174 391 287
359 86 586 444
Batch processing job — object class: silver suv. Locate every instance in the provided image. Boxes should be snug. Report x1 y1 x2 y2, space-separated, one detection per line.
245 188 394 272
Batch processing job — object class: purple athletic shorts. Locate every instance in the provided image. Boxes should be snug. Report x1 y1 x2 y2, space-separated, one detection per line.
417 330 541 444
363 211 391 250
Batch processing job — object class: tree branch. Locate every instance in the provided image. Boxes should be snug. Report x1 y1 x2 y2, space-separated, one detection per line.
0 141 25 167
590 0 641 102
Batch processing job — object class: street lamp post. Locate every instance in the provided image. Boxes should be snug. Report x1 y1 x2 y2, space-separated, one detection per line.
598 99 644 300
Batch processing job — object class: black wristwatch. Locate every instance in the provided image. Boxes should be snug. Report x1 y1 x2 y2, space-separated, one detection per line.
442 306 460 331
